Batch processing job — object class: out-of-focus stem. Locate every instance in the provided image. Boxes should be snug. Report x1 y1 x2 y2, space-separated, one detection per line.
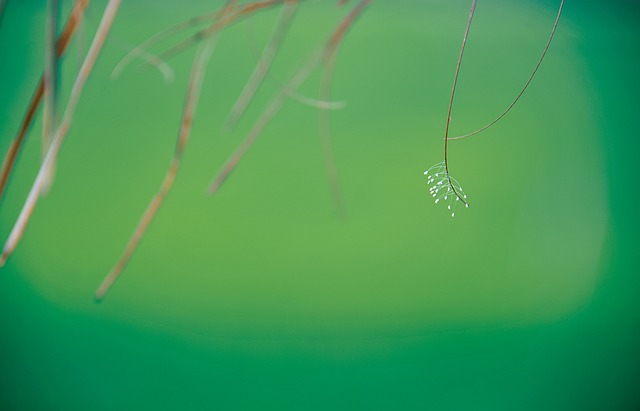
209 0 372 195
95 1 239 302
0 0 88 203
225 0 298 131
0 0 119 267
41 0 60 194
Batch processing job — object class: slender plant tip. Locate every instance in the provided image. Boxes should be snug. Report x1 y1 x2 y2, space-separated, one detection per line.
447 0 564 141
95 274 116 302
426 0 476 216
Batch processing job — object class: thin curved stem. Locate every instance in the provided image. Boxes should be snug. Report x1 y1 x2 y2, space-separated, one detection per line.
448 0 564 141
94 1 238 302
443 0 476 205
208 0 372 196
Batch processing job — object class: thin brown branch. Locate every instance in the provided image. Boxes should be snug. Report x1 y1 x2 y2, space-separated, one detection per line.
41 0 60 194
94 0 239 302
156 0 284 63
113 1 287 80
319 51 346 219
225 0 298 131
441 0 476 207
0 0 120 268
448 0 565 141
110 10 218 79
243 13 346 111
0 0 88 203
208 0 372 195
317 0 372 218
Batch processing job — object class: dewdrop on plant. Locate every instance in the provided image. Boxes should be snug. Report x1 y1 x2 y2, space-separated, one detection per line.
424 161 469 217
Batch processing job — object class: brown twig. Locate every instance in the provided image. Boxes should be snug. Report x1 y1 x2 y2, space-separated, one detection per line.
94 0 239 302
113 1 288 80
41 0 60 195
208 0 372 195
315 0 372 219
111 10 219 79
441 0 477 207
243 13 346 112
0 0 120 267
0 0 88 203
225 0 298 131
155 0 284 63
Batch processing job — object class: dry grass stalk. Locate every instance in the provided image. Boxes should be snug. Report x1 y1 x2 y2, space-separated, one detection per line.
208 0 372 195
315 0 372 218
0 0 89 203
0 0 120 267
41 0 60 194
225 0 298 131
94 0 240 302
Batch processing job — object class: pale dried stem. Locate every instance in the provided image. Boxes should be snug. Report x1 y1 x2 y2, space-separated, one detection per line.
0 0 88 203
41 0 60 194
0 0 120 267
243 13 346 111
112 0 284 79
319 50 345 219
316 0 372 218
110 11 217 79
94 0 239 302
156 0 283 63
226 0 298 131
209 0 372 195
209 50 323 194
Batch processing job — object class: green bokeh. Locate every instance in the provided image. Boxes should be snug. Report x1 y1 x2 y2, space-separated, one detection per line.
1 1 638 409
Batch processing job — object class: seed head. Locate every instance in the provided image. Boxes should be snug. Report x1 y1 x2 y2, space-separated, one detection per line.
424 161 469 217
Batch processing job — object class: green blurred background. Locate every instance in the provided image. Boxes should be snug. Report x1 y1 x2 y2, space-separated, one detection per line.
0 0 638 409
